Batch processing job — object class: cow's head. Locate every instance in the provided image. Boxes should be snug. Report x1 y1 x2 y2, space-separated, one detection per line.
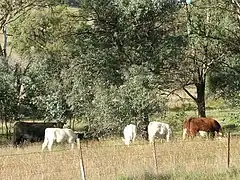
56 121 66 128
216 131 224 138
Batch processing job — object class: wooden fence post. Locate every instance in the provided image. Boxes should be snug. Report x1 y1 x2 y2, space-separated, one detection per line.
227 131 230 168
79 140 86 180
152 141 159 175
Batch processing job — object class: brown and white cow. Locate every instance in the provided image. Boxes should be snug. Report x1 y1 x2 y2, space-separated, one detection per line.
183 117 223 139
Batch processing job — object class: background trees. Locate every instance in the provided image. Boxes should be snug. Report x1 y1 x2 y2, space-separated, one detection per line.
208 0 240 106
0 0 63 136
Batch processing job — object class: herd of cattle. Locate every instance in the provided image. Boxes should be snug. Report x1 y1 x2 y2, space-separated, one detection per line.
122 117 223 145
10 117 224 151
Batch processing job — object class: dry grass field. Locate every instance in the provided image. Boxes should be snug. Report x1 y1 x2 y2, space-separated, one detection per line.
1 137 240 180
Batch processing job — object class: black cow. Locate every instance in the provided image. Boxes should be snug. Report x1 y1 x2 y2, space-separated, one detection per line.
12 121 65 147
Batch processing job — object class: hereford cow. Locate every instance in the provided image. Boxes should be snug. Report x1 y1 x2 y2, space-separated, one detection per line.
42 128 79 151
183 117 223 139
148 121 172 143
122 124 137 146
12 121 65 147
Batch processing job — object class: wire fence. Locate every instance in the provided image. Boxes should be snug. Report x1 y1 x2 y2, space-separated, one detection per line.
0 133 240 180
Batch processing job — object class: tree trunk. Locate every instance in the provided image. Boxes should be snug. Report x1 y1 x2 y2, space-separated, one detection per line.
195 81 206 117
14 63 23 120
3 25 7 58
72 118 75 131
5 120 9 139
0 44 3 57
1 25 8 67
137 112 149 140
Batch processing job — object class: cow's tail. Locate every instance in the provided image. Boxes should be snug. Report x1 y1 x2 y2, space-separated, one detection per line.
188 117 193 132
183 117 192 140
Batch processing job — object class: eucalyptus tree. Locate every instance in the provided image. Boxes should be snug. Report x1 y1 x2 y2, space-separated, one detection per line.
9 6 79 120
167 0 235 117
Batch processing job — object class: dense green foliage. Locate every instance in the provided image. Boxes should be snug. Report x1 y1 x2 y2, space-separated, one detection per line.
0 63 17 120
0 0 239 137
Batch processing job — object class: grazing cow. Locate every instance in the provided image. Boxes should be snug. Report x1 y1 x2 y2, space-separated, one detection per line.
12 121 65 147
183 117 223 139
42 128 79 151
122 124 137 146
148 122 172 143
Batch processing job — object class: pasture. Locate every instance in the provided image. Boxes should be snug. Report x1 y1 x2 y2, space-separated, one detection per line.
1 137 240 180
1 108 240 179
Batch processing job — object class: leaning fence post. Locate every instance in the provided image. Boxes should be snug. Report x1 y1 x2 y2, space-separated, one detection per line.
152 141 159 175
227 131 230 168
79 140 86 180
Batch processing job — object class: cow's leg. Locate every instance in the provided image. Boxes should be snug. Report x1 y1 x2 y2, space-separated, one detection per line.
42 139 48 151
68 138 75 149
19 137 26 148
148 134 154 144
124 139 130 146
132 133 136 143
76 138 80 149
14 138 22 148
47 139 54 151
209 131 215 139
189 130 196 139
166 133 170 142
205 132 210 140
71 143 74 150
182 128 187 140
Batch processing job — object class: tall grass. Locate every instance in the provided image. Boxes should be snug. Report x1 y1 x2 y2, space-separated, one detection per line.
1 137 240 180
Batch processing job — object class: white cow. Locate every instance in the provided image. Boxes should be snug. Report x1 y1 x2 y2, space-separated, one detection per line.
148 121 172 143
122 124 137 146
42 128 79 151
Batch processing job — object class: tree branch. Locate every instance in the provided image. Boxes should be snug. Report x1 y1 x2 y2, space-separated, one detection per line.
183 86 197 102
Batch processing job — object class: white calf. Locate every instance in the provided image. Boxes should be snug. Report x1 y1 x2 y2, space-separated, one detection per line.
148 122 172 143
122 124 137 146
198 131 222 139
42 128 79 151
198 131 208 138
183 129 209 140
